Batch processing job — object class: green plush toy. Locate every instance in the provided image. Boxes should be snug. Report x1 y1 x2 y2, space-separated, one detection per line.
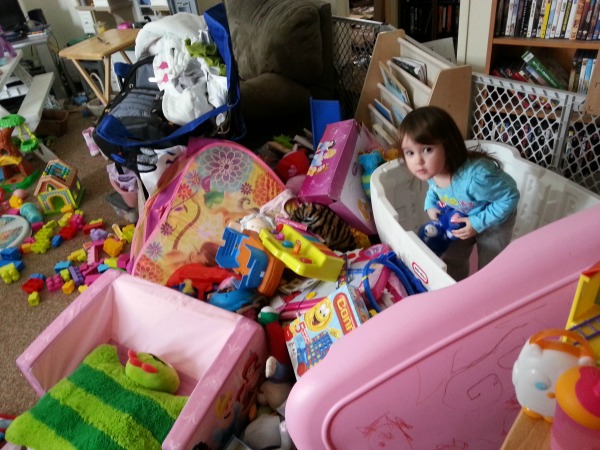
126 348 180 394
6 344 188 450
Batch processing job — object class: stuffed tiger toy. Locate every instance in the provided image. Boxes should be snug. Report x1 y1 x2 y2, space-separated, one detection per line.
285 201 359 252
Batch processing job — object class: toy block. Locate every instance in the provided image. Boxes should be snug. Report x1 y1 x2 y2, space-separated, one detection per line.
103 257 118 269
62 280 76 294
97 263 110 273
69 214 85 230
0 259 24 271
78 285 88 294
9 195 23 209
58 225 78 240
44 221 58 230
23 237 36 244
60 268 72 282
31 222 44 232
35 228 54 240
31 241 50 254
90 228 109 241
51 235 63 248
82 219 104 234
103 237 124 258
58 213 72 227
118 254 130 270
27 291 40 306
67 248 87 262
21 243 32 253
1 247 21 260
22 277 45 294
31 273 46 280
68 266 84 286
0 263 20 284
80 261 100 277
84 273 102 285
54 261 72 273
60 204 74 214
46 274 64 292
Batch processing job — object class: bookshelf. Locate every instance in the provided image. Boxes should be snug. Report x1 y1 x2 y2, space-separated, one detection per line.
355 28 472 138
485 0 600 107
398 0 461 44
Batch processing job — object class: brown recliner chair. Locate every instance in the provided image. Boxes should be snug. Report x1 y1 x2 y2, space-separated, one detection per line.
223 0 336 147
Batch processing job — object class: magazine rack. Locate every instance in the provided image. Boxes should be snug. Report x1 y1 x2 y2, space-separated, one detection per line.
355 28 472 138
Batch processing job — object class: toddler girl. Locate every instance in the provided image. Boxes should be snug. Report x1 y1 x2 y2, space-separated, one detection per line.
397 106 520 281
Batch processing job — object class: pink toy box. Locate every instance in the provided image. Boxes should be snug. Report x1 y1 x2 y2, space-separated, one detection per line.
15 271 267 450
298 119 377 235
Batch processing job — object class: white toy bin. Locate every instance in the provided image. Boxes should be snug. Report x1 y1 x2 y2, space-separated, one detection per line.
370 140 600 291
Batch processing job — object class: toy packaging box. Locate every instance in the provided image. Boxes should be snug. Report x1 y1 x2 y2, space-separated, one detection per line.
298 119 377 235
284 283 370 379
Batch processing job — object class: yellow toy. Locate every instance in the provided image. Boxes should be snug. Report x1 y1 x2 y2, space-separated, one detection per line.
0 263 20 284
259 224 344 282
28 291 41 306
565 260 600 355
34 159 84 215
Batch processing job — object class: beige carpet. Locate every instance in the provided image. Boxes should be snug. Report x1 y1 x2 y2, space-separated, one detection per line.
0 108 126 415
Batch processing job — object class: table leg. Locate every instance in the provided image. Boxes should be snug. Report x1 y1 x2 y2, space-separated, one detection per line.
104 56 112 104
119 50 132 65
70 59 108 105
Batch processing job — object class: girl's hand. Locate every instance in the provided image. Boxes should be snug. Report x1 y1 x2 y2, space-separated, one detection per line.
451 217 478 239
427 208 441 221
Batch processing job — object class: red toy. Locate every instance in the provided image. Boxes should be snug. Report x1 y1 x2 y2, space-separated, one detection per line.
165 263 234 300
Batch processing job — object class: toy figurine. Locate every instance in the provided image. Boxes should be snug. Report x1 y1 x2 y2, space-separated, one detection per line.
512 329 596 421
418 205 467 256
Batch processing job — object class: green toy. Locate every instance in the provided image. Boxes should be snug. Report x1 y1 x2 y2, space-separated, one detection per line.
0 114 38 153
126 348 181 394
184 38 226 75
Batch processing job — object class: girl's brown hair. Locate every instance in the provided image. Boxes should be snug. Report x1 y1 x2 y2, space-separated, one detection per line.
397 106 499 176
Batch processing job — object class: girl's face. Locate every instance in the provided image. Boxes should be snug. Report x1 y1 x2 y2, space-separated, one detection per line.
401 134 447 182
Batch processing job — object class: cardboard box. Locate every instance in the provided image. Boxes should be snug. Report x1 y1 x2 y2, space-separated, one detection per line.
35 109 68 137
284 283 370 379
298 119 377 235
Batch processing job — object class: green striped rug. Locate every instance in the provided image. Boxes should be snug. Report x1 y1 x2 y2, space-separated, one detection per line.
6 344 188 449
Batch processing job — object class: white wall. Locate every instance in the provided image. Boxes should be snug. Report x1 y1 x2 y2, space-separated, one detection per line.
456 0 493 73
20 0 85 49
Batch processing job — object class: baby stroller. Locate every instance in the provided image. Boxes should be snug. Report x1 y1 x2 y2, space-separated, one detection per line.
93 3 245 199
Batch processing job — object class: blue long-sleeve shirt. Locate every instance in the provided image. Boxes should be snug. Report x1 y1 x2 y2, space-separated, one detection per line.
424 158 520 233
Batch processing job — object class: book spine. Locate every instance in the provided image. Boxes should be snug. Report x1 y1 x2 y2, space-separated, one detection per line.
569 49 584 91
515 0 528 36
570 0 587 38
592 1 600 37
527 0 541 36
505 0 516 35
586 0 600 38
550 0 566 36
523 64 550 86
581 0 597 38
546 0 559 37
520 0 534 35
577 0 593 38
500 0 512 35
522 50 566 88
560 0 577 38
495 0 507 36
554 0 569 36
583 54 595 93
540 0 554 36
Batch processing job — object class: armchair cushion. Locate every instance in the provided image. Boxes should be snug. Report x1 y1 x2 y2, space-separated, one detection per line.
226 0 325 86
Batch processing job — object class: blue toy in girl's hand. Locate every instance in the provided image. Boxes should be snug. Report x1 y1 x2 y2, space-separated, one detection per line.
418 206 467 256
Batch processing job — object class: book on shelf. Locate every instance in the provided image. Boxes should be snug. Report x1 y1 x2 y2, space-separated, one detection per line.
569 0 587 38
539 0 554 37
546 0 560 37
577 52 589 93
585 0 600 38
552 0 568 37
582 54 595 94
515 0 528 36
527 0 543 37
500 0 514 35
522 50 568 90
592 2 600 37
564 0 580 38
522 63 550 86
559 0 574 36
495 0 506 36
569 49 585 91
391 56 427 83
579 0 597 39
378 61 411 107
505 0 517 35
576 0 593 39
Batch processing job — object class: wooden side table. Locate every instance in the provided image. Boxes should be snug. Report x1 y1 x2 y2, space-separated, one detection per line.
58 28 139 105
501 411 551 450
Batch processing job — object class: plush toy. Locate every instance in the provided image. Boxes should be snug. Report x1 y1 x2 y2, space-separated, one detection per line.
126 348 181 394
358 150 384 199
418 205 467 256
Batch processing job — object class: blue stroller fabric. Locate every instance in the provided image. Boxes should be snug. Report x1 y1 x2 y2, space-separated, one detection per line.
93 3 245 172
